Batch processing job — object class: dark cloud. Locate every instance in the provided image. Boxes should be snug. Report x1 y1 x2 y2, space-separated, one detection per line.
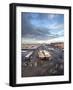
21 12 64 41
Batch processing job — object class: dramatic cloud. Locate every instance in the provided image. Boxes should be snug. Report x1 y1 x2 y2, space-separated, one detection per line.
21 12 64 44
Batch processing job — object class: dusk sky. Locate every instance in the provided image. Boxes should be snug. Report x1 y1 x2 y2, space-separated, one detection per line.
21 12 64 44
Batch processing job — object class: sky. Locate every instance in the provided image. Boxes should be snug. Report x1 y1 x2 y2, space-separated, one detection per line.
21 12 64 44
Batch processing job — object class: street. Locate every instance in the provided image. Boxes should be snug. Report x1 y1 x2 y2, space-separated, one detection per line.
21 44 64 77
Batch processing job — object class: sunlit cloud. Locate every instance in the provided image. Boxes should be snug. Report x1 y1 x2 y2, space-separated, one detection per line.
48 14 59 19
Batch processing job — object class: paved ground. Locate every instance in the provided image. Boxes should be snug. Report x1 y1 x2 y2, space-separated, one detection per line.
21 44 64 77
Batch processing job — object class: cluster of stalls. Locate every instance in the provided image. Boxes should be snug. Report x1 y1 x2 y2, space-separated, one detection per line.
22 50 52 61
37 50 52 60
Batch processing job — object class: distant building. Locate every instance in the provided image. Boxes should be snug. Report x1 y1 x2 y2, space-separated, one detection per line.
50 42 64 49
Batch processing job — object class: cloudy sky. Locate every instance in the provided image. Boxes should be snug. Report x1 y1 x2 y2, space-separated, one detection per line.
21 12 64 44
